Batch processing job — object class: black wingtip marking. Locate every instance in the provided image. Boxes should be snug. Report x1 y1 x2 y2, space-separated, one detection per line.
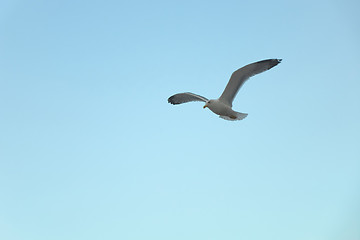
167 95 178 105
168 96 173 104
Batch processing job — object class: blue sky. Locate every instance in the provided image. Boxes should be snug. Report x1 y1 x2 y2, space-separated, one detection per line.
1 0 359 239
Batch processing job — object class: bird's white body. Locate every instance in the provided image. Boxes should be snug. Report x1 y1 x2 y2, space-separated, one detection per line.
204 99 248 121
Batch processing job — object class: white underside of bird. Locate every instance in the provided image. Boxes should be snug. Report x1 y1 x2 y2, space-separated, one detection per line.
168 59 282 121
203 99 248 121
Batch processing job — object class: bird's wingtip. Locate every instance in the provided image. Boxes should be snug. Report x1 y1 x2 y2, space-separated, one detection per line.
168 95 179 105
168 96 174 104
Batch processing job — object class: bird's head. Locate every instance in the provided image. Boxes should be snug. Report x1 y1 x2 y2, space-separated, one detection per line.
203 100 212 109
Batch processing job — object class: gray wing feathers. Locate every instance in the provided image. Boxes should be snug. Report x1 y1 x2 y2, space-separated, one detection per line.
219 59 282 106
168 92 208 105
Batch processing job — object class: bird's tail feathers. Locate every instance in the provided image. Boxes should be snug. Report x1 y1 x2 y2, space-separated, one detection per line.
219 112 248 121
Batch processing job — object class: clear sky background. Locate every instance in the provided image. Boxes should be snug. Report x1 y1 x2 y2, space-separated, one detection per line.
1 0 359 239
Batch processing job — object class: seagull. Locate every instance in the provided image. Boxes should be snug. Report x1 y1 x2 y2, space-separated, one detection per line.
168 59 282 121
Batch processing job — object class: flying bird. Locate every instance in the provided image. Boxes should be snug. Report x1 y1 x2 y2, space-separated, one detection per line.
168 59 282 121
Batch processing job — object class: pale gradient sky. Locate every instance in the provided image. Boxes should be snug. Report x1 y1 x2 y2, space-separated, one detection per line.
1 0 360 240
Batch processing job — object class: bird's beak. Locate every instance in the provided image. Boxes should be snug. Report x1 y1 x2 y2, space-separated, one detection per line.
203 104 208 109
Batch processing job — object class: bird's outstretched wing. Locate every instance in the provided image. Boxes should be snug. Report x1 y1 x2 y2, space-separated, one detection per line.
168 92 208 105
219 59 282 107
